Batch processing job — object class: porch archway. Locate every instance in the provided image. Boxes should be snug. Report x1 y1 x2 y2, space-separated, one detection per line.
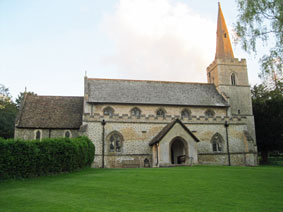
170 137 188 164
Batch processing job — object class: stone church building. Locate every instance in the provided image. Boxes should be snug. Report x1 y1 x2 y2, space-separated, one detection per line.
15 4 258 167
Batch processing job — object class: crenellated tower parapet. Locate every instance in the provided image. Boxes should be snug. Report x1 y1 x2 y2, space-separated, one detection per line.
207 58 249 86
207 58 247 72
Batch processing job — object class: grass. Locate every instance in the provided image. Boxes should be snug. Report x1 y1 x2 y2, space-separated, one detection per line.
1 166 283 212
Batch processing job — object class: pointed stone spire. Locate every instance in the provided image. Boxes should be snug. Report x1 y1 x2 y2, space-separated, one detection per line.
215 2 234 59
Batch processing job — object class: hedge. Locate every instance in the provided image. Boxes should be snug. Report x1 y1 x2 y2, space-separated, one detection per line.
0 136 95 180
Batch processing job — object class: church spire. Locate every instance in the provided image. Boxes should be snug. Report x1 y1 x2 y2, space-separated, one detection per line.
215 2 234 59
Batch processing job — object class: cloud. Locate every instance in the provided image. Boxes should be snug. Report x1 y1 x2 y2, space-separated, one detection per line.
101 0 216 82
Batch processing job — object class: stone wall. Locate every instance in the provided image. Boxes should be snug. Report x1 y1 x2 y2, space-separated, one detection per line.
87 103 227 118
14 128 80 140
218 85 253 116
198 152 257 166
84 112 257 167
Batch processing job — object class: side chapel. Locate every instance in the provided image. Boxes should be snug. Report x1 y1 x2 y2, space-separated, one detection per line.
15 4 258 167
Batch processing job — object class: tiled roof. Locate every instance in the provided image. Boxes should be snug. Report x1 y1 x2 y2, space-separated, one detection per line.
16 94 83 129
87 78 228 107
149 119 200 146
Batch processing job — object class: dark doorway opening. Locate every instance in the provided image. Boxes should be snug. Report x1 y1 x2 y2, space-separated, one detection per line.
171 139 186 164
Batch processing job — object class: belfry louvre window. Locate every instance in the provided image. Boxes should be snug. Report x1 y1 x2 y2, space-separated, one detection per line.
231 73 236 85
156 108 166 117
103 107 114 116
211 133 223 152
131 107 141 117
108 132 123 153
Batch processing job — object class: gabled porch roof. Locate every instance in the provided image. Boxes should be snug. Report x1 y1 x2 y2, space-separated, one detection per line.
149 119 200 146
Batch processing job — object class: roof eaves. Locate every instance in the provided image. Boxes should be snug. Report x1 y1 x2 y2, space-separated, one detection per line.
87 101 229 107
15 93 28 127
149 119 200 146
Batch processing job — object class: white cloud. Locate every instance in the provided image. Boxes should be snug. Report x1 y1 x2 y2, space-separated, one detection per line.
101 0 216 82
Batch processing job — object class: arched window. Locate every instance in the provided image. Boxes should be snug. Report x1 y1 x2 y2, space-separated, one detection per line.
211 133 224 152
103 107 114 116
156 108 166 117
108 131 123 153
64 130 72 138
231 73 236 85
205 109 215 118
131 107 141 117
181 109 191 118
35 130 41 140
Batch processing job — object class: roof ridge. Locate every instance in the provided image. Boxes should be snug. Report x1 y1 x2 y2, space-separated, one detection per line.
87 78 212 85
32 95 84 98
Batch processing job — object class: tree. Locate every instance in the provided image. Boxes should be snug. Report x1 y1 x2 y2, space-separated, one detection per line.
15 91 36 109
0 84 12 109
251 79 283 163
234 0 283 78
0 101 17 139
0 84 17 138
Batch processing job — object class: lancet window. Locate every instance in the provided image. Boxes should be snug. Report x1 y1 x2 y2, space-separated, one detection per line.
35 130 41 140
211 133 224 152
64 130 71 138
231 73 236 85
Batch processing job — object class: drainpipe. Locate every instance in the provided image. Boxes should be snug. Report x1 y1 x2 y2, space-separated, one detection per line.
156 143 159 167
101 119 106 168
225 121 231 166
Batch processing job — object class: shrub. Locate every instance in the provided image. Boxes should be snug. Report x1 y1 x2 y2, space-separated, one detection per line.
0 136 95 180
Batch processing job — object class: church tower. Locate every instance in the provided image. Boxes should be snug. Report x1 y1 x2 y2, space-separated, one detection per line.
207 3 255 139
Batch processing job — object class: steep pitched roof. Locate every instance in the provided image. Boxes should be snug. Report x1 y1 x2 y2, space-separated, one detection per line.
87 78 229 107
215 3 234 59
16 94 83 129
149 119 200 146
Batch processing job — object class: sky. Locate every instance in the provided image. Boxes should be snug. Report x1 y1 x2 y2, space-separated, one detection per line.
0 0 262 99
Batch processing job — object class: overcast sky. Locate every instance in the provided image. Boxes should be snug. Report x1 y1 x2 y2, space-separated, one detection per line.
0 0 262 99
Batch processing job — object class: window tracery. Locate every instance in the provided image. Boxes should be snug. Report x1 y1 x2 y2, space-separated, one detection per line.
211 133 223 152
131 107 141 117
156 108 166 117
108 132 123 153
204 109 215 118
181 109 191 118
103 107 114 116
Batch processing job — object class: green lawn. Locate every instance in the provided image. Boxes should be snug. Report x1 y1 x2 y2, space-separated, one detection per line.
1 166 283 212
